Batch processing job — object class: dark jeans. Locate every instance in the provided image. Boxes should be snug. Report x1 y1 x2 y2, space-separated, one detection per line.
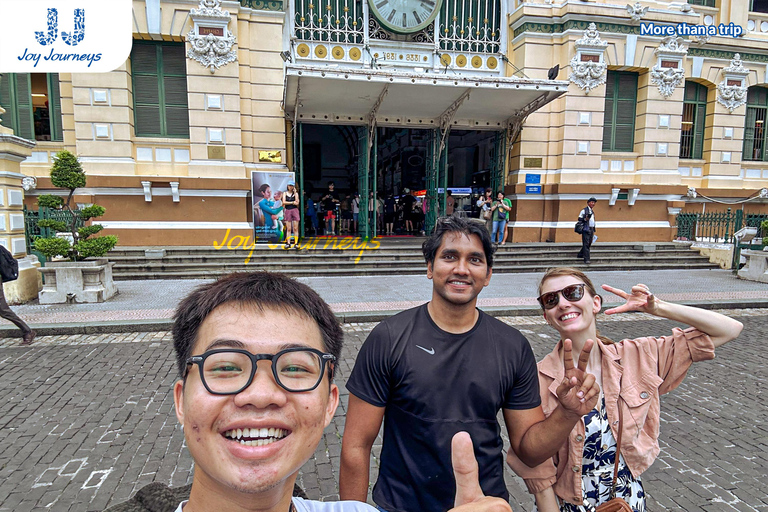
578 230 593 262
0 285 31 335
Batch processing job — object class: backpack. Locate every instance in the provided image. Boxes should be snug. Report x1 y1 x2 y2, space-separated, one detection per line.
0 245 19 283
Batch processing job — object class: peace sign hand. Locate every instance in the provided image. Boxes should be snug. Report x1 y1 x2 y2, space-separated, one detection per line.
602 283 660 315
555 339 600 418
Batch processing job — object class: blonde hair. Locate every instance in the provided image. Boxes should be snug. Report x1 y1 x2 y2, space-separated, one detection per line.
538 267 614 345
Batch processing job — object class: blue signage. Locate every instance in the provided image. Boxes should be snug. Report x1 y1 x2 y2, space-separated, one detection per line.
525 185 542 194
525 174 541 184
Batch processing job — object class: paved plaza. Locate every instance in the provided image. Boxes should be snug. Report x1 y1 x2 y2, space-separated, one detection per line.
1 308 766 511
2 269 768 337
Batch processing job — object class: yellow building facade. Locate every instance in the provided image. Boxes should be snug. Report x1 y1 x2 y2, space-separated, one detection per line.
1 0 766 247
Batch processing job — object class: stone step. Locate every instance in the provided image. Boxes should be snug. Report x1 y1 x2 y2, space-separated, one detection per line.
113 261 718 280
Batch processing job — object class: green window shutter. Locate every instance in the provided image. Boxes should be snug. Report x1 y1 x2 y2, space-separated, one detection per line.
693 102 706 159
743 107 757 161
602 72 616 150
613 73 637 152
13 74 34 140
680 81 708 160
47 73 63 142
0 75 15 134
131 41 189 137
132 42 162 137
602 71 637 152
161 44 189 137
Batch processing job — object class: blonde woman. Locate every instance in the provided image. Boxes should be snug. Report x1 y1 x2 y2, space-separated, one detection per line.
508 267 743 512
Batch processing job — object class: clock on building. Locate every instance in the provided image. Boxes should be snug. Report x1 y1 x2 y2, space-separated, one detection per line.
368 0 444 34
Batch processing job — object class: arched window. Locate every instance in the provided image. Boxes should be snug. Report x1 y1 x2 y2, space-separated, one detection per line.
679 81 708 160
743 86 768 161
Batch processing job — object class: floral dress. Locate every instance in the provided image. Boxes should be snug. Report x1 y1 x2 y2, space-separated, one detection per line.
560 395 646 512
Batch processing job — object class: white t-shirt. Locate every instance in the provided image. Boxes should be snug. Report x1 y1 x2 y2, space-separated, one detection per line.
174 497 376 512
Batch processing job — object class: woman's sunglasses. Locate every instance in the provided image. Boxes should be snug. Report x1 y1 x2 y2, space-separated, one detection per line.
537 284 586 310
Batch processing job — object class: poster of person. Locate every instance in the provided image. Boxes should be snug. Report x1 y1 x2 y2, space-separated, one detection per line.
252 171 295 244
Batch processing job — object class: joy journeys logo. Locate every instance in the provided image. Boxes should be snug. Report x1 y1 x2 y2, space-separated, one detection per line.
0 0 132 73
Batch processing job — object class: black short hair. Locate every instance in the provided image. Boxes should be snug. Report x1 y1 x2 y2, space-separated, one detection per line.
328 181 335 186
172 272 343 380
422 216 494 268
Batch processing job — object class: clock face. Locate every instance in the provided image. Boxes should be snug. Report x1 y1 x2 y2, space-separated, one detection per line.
368 0 444 34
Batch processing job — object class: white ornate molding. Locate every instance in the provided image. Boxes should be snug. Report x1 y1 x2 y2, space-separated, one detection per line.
186 0 237 73
724 53 748 74
651 67 685 98
575 23 608 49
650 36 687 98
717 54 749 112
21 176 37 191
626 2 649 23
569 23 608 94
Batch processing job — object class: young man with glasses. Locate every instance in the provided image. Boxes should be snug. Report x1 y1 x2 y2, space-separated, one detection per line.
340 216 600 512
107 272 513 512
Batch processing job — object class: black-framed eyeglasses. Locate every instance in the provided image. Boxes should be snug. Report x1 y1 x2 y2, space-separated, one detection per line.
537 284 586 310
184 347 336 395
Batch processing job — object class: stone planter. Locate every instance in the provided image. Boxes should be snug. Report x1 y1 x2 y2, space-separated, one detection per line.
737 250 768 284
38 258 118 304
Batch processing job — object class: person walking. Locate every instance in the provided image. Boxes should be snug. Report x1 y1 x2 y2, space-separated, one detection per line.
0 245 35 346
508 267 744 512
490 191 512 245
321 182 340 235
577 197 597 264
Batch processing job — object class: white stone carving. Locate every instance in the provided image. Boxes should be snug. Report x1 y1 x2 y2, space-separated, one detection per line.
186 0 237 74
650 36 687 98
693 33 711 45
626 2 649 23
724 53 748 74
569 23 608 94
575 23 608 49
21 176 37 191
717 54 749 112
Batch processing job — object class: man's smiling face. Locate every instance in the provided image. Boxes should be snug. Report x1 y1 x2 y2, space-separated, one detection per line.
174 302 338 496
427 232 491 307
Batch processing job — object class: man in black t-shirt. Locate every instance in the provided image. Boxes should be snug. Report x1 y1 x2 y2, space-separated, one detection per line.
340 216 601 512
321 181 340 235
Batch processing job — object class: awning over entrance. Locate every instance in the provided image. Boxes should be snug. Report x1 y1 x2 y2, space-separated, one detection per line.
283 66 568 130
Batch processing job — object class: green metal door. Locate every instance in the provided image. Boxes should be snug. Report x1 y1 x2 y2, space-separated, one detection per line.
425 128 447 234
491 129 506 195
295 122 304 239
357 126 370 240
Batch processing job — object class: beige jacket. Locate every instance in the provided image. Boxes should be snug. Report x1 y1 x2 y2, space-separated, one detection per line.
507 327 715 505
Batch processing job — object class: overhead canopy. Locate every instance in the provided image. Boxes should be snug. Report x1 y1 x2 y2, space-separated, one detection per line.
283 65 568 130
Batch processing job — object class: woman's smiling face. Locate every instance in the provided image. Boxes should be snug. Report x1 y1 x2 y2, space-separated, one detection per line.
540 275 601 337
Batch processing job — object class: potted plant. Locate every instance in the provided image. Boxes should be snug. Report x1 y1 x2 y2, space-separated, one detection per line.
34 150 119 303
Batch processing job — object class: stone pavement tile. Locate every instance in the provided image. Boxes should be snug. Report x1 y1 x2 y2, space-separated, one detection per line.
0 314 766 511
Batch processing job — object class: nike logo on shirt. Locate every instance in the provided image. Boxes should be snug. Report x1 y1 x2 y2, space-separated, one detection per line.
416 345 435 355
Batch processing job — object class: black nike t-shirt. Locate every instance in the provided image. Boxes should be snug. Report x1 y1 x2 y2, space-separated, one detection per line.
346 304 541 512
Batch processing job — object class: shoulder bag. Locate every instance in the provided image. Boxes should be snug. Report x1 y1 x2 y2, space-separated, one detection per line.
595 403 632 512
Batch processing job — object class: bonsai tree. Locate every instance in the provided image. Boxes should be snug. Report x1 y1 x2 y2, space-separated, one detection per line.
33 150 118 261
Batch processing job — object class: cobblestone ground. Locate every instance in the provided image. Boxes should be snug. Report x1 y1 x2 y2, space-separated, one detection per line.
0 310 766 511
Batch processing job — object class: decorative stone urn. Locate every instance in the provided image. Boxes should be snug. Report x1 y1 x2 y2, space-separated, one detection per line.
38 258 117 303
737 250 768 284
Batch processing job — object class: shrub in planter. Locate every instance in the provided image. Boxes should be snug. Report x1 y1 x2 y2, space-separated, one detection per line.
33 150 118 261
762 220 768 246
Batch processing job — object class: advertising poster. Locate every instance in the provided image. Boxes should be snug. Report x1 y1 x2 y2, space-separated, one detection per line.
252 171 294 244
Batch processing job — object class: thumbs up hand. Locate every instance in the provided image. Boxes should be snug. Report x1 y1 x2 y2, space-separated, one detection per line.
450 432 513 512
